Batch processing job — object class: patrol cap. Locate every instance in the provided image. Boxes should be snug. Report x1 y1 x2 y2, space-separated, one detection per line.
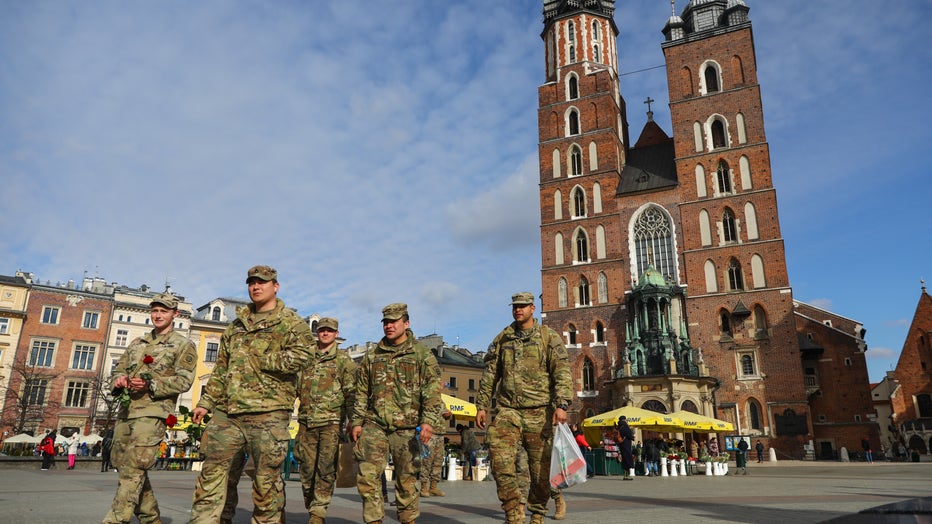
511 292 535 306
149 293 179 310
246 265 277 283
317 317 339 331
381 303 408 321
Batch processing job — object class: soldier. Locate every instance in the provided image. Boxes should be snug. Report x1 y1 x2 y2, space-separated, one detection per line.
295 317 357 524
351 303 443 524
102 293 197 524
190 265 316 524
476 292 572 524
420 410 451 497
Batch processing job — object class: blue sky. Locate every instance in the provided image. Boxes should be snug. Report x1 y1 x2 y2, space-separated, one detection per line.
1 1 929 383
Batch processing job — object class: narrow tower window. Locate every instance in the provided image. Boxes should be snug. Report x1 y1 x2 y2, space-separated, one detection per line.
568 76 579 100
728 259 745 291
578 276 590 306
573 187 586 217
704 65 720 93
571 145 582 175
717 160 732 193
568 110 580 136
722 208 737 242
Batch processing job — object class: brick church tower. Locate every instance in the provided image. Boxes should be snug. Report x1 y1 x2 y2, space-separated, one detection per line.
537 0 817 456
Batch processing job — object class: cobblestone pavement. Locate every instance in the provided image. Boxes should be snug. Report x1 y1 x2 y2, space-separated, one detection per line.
1 460 930 523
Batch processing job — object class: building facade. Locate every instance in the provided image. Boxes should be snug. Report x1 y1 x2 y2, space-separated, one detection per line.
536 0 875 458
888 283 932 454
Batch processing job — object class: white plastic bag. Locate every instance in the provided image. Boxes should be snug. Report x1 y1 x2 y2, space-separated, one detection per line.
549 423 588 489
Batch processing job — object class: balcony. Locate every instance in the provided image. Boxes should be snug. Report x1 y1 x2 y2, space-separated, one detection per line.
804 374 820 397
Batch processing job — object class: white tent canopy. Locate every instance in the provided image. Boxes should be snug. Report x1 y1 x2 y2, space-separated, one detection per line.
4 433 41 444
80 434 103 445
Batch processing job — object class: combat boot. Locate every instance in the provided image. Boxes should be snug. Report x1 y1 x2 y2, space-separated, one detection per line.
504 506 525 524
553 492 567 520
530 514 545 524
420 482 430 497
429 482 445 497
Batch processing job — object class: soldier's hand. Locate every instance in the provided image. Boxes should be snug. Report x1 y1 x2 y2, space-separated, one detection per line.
192 407 209 424
553 407 567 425
476 410 487 430
113 375 129 389
419 424 433 444
351 425 362 442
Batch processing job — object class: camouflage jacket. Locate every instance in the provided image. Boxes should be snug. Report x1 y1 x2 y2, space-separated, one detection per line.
297 342 357 427
351 329 443 432
198 298 316 415
476 319 572 412
111 329 197 419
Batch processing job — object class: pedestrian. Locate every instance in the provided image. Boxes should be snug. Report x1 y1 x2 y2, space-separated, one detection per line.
39 430 56 470
92 440 102 458
100 428 114 472
66 431 80 469
421 411 451 497
294 317 358 524
457 423 481 480
861 435 873 464
755 440 765 463
616 416 635 480
189 265 316 524
644 438 660 477
102 292 198 524
571 424 594 479
350 302 443 524
476 291 573 524
737 437 749 474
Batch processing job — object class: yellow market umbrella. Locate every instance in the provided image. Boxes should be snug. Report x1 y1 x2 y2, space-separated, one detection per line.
442 394 477 420
582 406 684 445
669 410 734 433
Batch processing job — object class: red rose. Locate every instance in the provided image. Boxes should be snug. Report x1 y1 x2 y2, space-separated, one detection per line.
143 355 154 364
166 414 178 427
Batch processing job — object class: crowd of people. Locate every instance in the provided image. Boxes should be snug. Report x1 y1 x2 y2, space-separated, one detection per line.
90 264 575 524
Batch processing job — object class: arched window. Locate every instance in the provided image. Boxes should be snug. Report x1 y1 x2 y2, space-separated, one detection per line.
711 119 727 148
736 112 747 144
598 272 608 303
558 277 568 308
568 21 575 41
592 181 602 212
699 209 712 246
578 276 591 306
717 160 732 194
569 45 576 63
632 206 676 282
745 202 759 240
570 145 582 175
748 399 762 430
681 400 699 413
568 75 579 100
568 324 578 346
553 189 562 220
555 232 565 265
572 187 586 217
593 44 600 62
594 321 605 343
695 163 707 197
704 63 720 93
720 309 732 336
728 259 745 291
704 259 718 293
582 358 595 390
741 354 755 375
751 254 766 288
642 400 667 413
595 225 606 259
739 155 752 189
722 208 738 243
211 306 221 321
575 229 589 262
568 110 580 135
592 21 600 40
753 305 767 333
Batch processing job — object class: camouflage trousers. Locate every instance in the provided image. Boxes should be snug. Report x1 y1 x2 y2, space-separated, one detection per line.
487 406 554 516
220 449 255 524
294 422 341 518
190 410 290 524
422 434 445 484
355 424 421 523
102 416 166 524
516 446 561 506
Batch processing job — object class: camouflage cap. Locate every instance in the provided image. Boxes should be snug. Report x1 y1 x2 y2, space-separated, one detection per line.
149 292 179 310
317 317 339 331
511 292 535 305
381 303 408 321
246 265 277 282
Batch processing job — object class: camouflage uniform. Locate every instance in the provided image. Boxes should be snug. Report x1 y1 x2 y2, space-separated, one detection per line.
103 308 197 524
352 325 443 524
295 332 357 520
420 433 445 495
190 296 316 524
477 314 572 520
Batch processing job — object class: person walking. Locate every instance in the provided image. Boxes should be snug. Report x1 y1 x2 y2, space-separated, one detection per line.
571 424 594 479
102 292 198 524
457 423 481 481
736 438 750 474
66 431 80 470
420 411 451 497
476 291 573 524
39 430 56 470
189 265 316 524
295 317 358 524
100 428 114 472
861 436 874 463
616 416 635 480
350 303 443 524
755 440 765 463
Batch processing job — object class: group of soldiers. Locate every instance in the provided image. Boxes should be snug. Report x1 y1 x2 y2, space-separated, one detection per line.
101 265 572 524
